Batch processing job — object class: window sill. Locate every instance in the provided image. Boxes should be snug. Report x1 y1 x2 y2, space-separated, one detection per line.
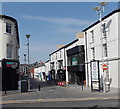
4 32 13 36
90 42 94 44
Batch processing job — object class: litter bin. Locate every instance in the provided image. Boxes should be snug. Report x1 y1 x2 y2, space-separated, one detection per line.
18 80 28 92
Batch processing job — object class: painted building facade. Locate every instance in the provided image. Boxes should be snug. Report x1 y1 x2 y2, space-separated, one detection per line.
49 33 85 84
0 15 20 90
0 15 20 61
83 9 120 90
45 60 50 80
65 34 85 84
49 45 66 81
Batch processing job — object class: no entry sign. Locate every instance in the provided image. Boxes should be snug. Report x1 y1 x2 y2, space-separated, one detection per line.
102 64 108 70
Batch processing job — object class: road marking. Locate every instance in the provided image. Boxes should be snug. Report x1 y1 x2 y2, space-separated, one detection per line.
1 97 119 104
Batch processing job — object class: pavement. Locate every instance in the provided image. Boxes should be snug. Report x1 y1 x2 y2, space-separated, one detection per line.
1 77 120 108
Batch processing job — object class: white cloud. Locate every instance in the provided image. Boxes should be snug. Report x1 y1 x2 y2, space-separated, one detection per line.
56 26 82 33
30 44 55 52
22 15 92 26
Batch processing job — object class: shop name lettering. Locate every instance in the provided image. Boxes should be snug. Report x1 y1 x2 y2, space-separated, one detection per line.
6 62 18 68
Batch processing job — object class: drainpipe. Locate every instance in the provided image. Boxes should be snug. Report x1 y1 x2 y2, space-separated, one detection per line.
85 32 89 87
64 48 66 81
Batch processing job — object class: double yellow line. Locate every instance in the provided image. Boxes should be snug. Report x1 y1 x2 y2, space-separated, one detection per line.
0 97 119 104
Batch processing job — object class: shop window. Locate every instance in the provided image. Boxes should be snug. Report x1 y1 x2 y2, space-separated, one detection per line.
72 56 78 66
68 57 71 66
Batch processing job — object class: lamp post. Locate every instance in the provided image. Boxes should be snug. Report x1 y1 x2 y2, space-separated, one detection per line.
24 54 26 65
24 53 27 75
94 2 108 93
26 34 31 76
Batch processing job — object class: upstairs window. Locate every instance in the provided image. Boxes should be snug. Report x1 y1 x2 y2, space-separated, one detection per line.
6 23 12 34
91 47 95 59
60 51 62 58
51 63 54 69
102 23 106 37
58 61 63 69
103 43 108 57
90 30 94 43
56 53 57 60
7 44 13 58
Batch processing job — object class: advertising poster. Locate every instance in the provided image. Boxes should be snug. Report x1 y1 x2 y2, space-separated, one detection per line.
91 60 100 91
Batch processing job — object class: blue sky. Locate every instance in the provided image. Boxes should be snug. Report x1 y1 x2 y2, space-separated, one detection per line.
2 2 118 64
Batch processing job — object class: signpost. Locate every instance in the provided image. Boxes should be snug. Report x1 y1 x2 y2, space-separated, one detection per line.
91 60 100 92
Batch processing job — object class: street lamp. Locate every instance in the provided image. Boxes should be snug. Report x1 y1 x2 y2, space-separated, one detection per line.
24 54 26 65
94 2 108 93
26 34 31 76
24 53 27 75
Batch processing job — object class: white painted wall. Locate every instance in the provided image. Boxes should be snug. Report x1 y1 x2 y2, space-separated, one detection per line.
0 16 19 61
45 60 50 76
34 66 46 81
85 11 119 89
118 11 120 89
50 47 66 78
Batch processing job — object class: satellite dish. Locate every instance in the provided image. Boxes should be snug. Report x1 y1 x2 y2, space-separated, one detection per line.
106 19 112 29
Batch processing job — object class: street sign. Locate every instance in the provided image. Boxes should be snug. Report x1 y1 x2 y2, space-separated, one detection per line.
102 64 108 70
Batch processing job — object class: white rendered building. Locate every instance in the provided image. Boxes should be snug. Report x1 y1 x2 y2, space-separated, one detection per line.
83 9 120 90
0 15 20 61
34 65 46 81
49 45 66 81
0 15 20 91
45 60 50 76
49 33 85 83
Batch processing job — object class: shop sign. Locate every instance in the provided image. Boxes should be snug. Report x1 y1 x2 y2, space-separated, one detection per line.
6 62 18 69
72 57 78 66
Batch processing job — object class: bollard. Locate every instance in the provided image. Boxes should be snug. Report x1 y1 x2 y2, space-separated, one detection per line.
5 89 6 94
82 85 83 90
39 85 41 91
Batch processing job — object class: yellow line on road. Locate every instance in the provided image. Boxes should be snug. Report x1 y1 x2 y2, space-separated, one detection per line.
1 97 119 104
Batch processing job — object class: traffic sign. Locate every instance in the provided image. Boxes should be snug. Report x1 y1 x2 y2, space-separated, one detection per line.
102 64 108 70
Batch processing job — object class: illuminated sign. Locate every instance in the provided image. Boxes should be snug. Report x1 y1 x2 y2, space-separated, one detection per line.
6 62 18 69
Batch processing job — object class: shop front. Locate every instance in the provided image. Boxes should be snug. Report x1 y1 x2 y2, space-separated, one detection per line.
49 69 55 81
67 45 85 85
2 58 19 91
57 69 66 82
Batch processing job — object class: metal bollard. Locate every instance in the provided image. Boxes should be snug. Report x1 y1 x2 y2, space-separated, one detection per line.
5 89 6 94
39 85 41 91
82 85 83 90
